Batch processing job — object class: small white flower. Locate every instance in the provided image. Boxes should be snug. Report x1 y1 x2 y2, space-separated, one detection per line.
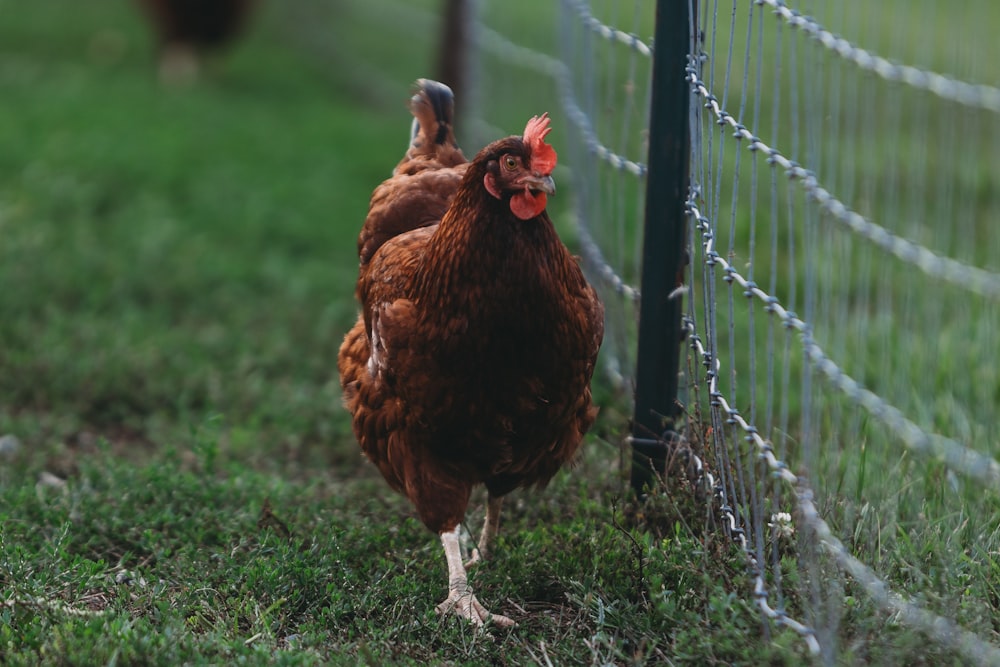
768 512 794 538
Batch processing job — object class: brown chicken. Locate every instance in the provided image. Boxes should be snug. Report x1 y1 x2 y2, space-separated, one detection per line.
136 0 255 84
338 80 604 627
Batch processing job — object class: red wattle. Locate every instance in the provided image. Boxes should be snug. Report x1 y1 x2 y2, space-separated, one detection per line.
510 189 547 220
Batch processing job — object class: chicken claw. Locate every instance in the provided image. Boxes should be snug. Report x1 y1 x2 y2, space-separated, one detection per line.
464 495 504 569
439 526 516 628
463 549 484 570
436 588 515 627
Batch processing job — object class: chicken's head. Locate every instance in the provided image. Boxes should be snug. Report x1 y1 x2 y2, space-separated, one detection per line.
483 113 558 220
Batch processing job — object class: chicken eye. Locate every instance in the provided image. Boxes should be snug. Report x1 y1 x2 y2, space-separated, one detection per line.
503 156 518 171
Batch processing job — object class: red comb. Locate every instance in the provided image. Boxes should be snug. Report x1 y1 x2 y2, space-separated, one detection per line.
523 113 557 175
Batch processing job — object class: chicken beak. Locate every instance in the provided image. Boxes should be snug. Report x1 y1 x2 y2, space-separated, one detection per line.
523 174 556 196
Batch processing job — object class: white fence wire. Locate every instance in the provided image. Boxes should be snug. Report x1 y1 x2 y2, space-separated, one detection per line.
694 0 1000 661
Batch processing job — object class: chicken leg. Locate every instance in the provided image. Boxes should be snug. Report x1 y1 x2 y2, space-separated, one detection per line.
436 525 515 627
465 494 503 568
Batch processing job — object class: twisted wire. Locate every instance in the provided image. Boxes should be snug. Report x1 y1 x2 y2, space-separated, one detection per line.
757 0 1000 113
688 64 1000 300
688 195 1000 666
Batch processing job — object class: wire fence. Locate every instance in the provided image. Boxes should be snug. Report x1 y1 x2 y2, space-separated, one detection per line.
298 0 1000 660
691 0 1000 661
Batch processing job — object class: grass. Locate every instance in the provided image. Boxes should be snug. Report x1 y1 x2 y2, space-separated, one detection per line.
2 446 789 665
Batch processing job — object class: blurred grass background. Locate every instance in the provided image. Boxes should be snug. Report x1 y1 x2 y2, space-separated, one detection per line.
0 0 402 472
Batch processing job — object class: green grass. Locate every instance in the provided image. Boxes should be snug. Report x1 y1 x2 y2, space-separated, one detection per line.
0 0 399 465
2 446 794 665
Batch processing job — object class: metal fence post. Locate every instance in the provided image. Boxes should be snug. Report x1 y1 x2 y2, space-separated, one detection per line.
630 0 692 495
437 0 471 133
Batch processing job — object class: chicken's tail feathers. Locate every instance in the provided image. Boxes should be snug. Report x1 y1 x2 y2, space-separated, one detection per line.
407 79 459 154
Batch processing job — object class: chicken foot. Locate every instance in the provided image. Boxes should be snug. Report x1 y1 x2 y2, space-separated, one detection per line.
465 494 503 568
436 525 515 627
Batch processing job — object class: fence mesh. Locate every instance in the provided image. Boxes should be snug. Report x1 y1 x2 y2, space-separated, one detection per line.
690 0 1000 661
